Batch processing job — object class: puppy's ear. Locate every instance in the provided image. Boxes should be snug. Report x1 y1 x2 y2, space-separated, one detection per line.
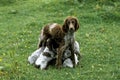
62 19 68 33
75 18 80 31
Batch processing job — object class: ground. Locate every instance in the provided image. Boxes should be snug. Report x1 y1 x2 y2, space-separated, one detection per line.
0 0 120 80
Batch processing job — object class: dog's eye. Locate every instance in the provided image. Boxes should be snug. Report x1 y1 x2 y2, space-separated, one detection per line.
67 21 70 24
71 21 75 24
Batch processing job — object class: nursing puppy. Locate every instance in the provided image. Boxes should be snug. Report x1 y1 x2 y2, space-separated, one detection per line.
28 37 56 65
34 40 80 69
28 38 56 70
28 47 45 64
63 41 80 68
35 45 56 70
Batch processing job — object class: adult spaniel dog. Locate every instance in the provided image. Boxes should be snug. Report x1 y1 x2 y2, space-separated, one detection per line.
56 16 80 69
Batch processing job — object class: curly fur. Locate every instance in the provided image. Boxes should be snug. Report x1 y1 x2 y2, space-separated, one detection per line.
38 23 65 49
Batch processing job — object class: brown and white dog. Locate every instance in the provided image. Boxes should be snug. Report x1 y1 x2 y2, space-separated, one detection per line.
38 23 64 50
37 16 80 69
56 16 80 69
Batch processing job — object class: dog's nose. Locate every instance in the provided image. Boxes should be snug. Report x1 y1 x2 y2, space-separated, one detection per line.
69 23 74 31
70 28 74 31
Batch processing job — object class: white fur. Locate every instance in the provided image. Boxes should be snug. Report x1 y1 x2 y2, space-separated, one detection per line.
74 41 80 54
49 23 57 33
40 29 44 41
63 49 71 59
63 58 73 68
63 41 80 68
28 47 45 64
63 54 79 68
75 53 79 65
63 41 80 59
35 52 52 70
35 47 55 70
28 40 80 69
64 31 75 45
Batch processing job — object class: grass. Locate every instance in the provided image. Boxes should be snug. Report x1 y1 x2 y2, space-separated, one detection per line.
0 0 120 80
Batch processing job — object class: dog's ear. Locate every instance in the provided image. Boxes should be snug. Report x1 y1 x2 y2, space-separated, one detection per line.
74 18 80 31
62 18 68 33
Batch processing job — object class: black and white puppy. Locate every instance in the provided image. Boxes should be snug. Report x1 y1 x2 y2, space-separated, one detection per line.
63 41 80 68
35 40 80 69
28 47 45 64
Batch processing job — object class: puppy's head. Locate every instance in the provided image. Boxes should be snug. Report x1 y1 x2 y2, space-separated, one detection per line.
62 16 80 33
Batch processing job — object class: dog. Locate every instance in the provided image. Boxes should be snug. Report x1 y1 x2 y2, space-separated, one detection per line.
35 45 56 70
63 41 80 68
37 16 80 69
28 22 65 69
35 40 80 69
28 33 57 65
28 38 80 70
28 47 45 64
28 38 57 70
37 23 65 49
56 16 80 69
28 23 62 65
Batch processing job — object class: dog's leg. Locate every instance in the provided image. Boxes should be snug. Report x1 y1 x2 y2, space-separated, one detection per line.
56 48 63 69
70 43 75 68
56 44 67 69
38 36 48 48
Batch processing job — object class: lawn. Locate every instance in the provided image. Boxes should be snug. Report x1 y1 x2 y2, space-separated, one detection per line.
0 0 120 80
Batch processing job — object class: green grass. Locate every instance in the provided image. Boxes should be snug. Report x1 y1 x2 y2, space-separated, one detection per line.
0 0 120 80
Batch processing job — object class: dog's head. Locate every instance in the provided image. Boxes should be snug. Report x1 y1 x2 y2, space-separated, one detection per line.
62 16 80 33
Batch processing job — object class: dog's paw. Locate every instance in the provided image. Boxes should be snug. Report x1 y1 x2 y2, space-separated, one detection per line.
55 63 62 69
57 65 62 69
72 62 76 68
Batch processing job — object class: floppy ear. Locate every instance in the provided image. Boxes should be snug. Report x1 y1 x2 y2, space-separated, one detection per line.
75 18 80 31
62 19 68 33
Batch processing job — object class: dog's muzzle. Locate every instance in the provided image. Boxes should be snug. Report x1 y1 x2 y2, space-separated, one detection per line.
69 24 75 31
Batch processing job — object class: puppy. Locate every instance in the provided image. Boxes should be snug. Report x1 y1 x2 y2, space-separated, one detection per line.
28 38 57 70
34 40 80 69
63 41 80 68
35 46 56 70
29 40 80 69
28 47 45 64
